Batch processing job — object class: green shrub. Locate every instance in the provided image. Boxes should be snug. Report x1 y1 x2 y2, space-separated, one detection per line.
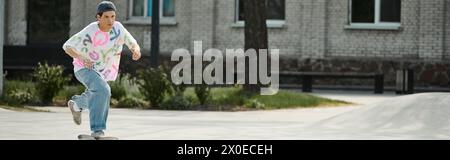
116 96 147 108
170 81 186 95
110 98 119 107
161 95 194 110
108 80 126 101
3 80 36 95
0 80 39 106
195 84 211 105
110 73 142 100
244 99 266 109
137 66 172 108
33 62 70 105
3 89 39 106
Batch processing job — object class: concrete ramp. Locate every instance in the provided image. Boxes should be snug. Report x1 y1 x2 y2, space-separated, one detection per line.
304 93 450 139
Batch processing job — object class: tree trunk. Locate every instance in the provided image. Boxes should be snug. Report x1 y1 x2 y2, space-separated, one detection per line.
243 0 268 93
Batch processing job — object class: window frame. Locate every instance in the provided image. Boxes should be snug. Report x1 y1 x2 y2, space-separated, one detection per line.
127 0 176 25
347 0 401 30
233 0 286 28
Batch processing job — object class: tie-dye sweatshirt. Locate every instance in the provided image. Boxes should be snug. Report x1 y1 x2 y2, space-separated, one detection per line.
63 21 137 81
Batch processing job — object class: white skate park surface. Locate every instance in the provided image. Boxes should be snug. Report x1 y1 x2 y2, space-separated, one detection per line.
1 90 450 140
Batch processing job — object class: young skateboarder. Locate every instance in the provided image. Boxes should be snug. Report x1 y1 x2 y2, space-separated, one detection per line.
62 1 141 139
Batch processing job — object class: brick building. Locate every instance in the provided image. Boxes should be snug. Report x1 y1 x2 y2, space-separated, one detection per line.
2 0 450 90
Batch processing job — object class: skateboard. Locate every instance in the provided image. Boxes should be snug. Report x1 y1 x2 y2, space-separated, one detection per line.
77 134 119 140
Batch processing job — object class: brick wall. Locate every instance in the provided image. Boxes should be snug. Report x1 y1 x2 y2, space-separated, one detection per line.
6 0 450 61
5 0 26 45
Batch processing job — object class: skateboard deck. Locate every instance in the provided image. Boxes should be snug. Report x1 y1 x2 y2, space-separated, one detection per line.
77 134 119 140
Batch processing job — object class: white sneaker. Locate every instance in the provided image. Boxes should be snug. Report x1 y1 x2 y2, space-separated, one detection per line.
91 131 105 138
68 100 82 125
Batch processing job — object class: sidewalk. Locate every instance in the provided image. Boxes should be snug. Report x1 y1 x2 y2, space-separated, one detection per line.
0 90 408 140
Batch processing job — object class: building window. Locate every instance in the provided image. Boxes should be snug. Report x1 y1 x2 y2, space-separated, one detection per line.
235 0 285 27
130 0 175 18
349 0 401 29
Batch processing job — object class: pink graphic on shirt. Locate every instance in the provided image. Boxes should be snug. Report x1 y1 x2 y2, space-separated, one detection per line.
102 64 119 80
93 30 110 47
73 58 84 67
89 51 100 61
112 64 118 75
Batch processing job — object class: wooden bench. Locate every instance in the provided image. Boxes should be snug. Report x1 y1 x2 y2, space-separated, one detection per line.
279 71 384 94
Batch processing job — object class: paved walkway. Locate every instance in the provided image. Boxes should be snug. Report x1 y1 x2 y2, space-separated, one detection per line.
0 90 399 140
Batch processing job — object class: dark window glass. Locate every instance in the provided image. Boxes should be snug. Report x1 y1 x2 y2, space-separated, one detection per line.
238 0 245 21
132 0 145 16
163 0 175 17
238 0 285 21
380 0 401 22
351 0 375 23
266 0 285 20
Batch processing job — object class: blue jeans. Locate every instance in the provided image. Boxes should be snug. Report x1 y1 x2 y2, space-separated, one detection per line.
71 68 111 132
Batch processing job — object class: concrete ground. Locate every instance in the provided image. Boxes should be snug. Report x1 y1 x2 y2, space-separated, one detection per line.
4 90 440 140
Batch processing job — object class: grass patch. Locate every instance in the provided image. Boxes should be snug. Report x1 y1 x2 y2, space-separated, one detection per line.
0 105 51 112
185 87 352 111
249 90 352 109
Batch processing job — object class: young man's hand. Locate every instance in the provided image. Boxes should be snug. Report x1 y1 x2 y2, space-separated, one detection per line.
64 47 95 69
131 44 141 61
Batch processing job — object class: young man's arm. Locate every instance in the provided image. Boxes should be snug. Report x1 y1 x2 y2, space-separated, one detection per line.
120 22 141 61
62 24 95 69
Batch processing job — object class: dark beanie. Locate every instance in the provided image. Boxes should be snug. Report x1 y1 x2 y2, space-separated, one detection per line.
97 1 117 15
